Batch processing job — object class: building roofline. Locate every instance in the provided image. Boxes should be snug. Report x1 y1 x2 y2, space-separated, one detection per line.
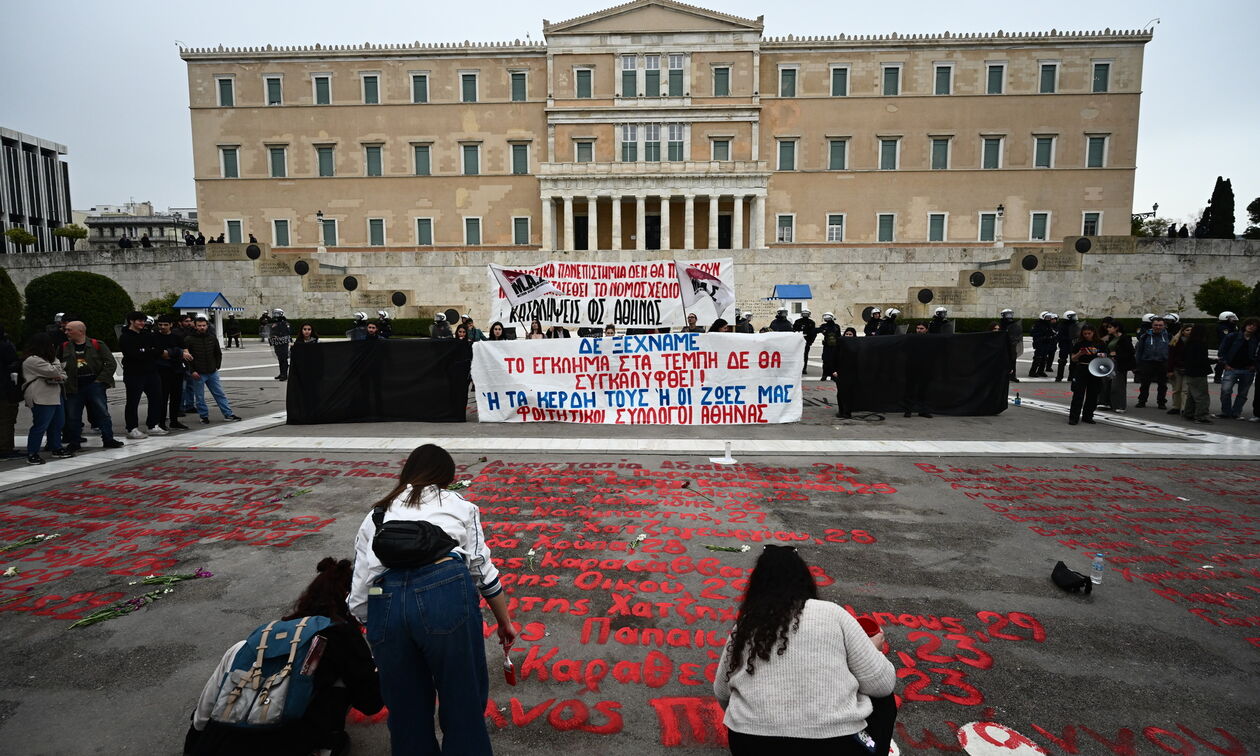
1 127 69 154
761 28 1154 49
179 40 546 61
543 0 763 34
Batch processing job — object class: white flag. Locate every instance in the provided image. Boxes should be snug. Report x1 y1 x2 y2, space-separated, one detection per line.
489 265 564 306
677 264 735 316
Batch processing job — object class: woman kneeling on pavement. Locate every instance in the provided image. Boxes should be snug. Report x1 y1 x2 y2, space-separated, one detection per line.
350 443 516 756
714 545 897 755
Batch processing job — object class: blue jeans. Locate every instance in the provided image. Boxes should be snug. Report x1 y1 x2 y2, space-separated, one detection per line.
367 560 491 756
65 382 116 444
1219 368 1255 417
192 371 234 419
27 402 65 456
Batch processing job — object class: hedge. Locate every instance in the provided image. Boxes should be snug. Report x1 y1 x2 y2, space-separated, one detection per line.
0 267 20 339
229 318 436 338
23 271 133 350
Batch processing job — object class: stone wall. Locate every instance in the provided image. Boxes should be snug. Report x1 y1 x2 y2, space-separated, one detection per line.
2 238 1257 325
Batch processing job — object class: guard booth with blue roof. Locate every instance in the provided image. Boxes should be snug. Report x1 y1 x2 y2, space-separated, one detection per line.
768 284 813 318
172 292 245 345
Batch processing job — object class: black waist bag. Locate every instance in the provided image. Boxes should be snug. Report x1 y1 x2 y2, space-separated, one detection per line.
371 506 458 569
1051 560 1092 595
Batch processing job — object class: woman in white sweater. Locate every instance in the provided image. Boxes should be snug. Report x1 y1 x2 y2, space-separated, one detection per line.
21 333 72 465
714 546 897 755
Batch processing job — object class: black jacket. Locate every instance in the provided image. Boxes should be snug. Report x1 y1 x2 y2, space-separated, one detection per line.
1031 320 1058 350
768 315 793 332
1103 333 1136 373
119 328 164 374
0 336 19 402
863 319 882 337
1069 339 1105 380
184 330 223 374
927 315 954 335
793 317 817 343
1179 339 1212 377
1219 331 1259 368
876 316 899 336
155 332 187 372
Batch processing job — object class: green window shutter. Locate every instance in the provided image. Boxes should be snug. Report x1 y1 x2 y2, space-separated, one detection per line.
928 214 945 241
668 68 683 96
511 72 526 102
778 141 795 170
461 74 477 103
622 69 637 96
363 76 379 104
274 220 290 247
828 140 846 170
877 214 894 242
667 141 683 161
780 69 796 97
1040 64 1056 93
982 138 1001 169
369 219 385 246
512 144 528 174
315 77 331 105
880 139 897 170
413 75 428 103
366 146 382 176
222 148 238 178
463 145 479 175
987 65 1004 94
980 214 996 241
317 147 334 177
576 142 593 162
831 68 848 97
269 147 286 178
1092 63 1110 93
1087 137 1106 168
576 70 592 98
414 145 430 175
465 218 481 245
713 140 730 161
934 66 951 95
931 139 948 170
514 217 529 245
622 141 637 162
322 219 337 246
645 141 661 162
714 67 729 96
883 67 899 96
218 79 234 106
645 70 660 97
266 78 282 105
417 218 433 245
1031 213 1048 240
226 220 242 244
1035 138 1053 168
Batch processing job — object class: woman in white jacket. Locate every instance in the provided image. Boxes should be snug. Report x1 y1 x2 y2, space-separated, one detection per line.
349 444 515 756
21 333 72 465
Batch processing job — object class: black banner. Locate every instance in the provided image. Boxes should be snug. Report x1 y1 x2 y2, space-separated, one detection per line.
834 332 1009 416
286 340 471 424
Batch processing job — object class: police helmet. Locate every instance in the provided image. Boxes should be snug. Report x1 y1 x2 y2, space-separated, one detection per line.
1220 311 1238 322
934 307 948 317
801 309 811 316
1064 310 1077 320
1142 313 1156 323
886 308 901 318
1164 312 1180 323
777 308 788 315
435 313 447 322
870 307 882 316
377 310 389 319
354 311 368 321
272 308 284 317
1040 311 1052 320
1000 308 1014 317
822 312 835 322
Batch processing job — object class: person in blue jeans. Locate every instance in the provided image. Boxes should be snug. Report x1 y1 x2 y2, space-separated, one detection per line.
349 444 516 756
21 333 73 465
1217 317 1259 419
183 317 242 424
59 321 126 452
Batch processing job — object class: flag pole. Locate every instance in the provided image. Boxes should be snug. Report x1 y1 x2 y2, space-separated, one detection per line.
672 258 691 329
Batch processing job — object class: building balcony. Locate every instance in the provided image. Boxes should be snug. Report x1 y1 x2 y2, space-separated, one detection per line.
539 160 768 177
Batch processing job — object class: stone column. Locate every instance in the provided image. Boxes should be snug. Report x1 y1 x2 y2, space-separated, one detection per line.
636 194 647 252
611 196 622 251
563 195 575 252
684 194 695 250
733 195 744 249
708 195 720 250
660 195 671 251
753 194 766 249
589 196 600 251
540 196 553 252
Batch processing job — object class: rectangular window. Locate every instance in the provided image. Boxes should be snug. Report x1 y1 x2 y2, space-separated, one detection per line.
776 215 794 243
979 213 997 242
317 146 334 177
464 217 481 246
220 147 239 178
930 138 949 170
882 66 901 96
667 124 684 161
462 144 479 175
668 55 684 96
645 56 661 97
225 220 242 244
414 144 431 175
314 75 331 105
713 66 730 96
362 74 379 104
513 217 530 245
265 76 282 106
576 141 594 162
828 139 847 170
416 217 433 246
1092 62 1110 93
575 69 592 99
268 146 286 178
1034 137 1055 168
831 66 849 96
986 64 1004 94
928 213 947 242
982 137 1002 169
511 71 527 102
622 56 637 96
461 73 478 103
934 65 952 95
779 68 796 97
826 214 845 242
879 138 899 170
1087 135 1108 168
877 214 895 242
1030 212 1049 241
1082 212 1101 236
621 125 638 161
272 219 290 247
1039 63 1058 94
217 77 234 107
412 74 428 103
712 139 730 161
644 124 661 162
321 219 338 246
511 143 529 174
365 145 383 177
368 218 385 246
777 140 796 171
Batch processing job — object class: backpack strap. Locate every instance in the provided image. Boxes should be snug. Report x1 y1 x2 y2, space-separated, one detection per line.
221 620 278 712
257 617 310 721
371 506 386 532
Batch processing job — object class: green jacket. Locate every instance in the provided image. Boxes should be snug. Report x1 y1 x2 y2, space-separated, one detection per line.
59 338 117 393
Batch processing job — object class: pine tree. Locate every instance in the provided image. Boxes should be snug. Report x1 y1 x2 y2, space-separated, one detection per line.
1205 176 1236 239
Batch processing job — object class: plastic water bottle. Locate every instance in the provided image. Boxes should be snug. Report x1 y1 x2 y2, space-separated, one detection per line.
1091 553 1106 584
1013 392 1022 406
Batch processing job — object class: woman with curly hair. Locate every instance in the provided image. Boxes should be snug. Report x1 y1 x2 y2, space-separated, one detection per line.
714 546 897 755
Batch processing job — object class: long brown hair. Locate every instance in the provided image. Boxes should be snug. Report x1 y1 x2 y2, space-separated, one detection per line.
372 443 457 509
283 557 354 624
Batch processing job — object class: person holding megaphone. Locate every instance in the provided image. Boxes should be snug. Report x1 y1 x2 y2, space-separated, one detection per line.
1068 324 1107 426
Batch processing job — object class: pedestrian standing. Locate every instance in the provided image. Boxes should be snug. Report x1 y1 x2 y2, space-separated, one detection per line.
269 309 292 381
1165 325 1190 415
1068 324 1105 425
174 313 197 416
1134 318 1171 409
119 311 168 439
258 311 273 344
21 333 72 465
818 313 841 382
926 307 954 335
1054 311 1081 381
224 315 242 349
998 309 1022 382
1217 318 1258 419
794 309 817 375
59 321 125 451
1179 324 1212 423
1100 321 1135 413
1029 312 1058 378
184 317 243 424
153 316 191 431
1215 312 1239 384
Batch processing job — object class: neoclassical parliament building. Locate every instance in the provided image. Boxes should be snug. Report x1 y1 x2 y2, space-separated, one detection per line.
181 0 1151 252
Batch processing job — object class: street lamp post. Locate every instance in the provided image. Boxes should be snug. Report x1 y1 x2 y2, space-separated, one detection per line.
315 210 325 252
995 203 1005 248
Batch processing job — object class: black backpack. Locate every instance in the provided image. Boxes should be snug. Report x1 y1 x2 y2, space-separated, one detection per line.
370 506 458 568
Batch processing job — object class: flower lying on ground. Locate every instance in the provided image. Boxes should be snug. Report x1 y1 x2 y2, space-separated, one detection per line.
127 567 214 586
69 588 175 629
3 567 19 577
626 533 647 553
703 544 751 553
446 479 473 491
526 548 538 572
0 533 61 554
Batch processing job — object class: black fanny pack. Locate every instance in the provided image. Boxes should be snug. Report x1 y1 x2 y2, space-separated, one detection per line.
1051 560 1092 595
371 506 458 569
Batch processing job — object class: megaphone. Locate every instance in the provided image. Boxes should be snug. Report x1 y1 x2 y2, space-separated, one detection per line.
1089 356 1115 378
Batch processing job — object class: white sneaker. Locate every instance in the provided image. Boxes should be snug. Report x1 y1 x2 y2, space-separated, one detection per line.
126 428 147 440
148 426 169 436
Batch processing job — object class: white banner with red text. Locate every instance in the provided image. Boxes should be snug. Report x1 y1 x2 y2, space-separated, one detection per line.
472 332 803 424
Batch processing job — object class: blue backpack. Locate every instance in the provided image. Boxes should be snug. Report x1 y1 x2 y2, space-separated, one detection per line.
207 616 333 728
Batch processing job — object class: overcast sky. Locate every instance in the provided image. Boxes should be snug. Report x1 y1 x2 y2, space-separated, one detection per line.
2 0 1256 230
